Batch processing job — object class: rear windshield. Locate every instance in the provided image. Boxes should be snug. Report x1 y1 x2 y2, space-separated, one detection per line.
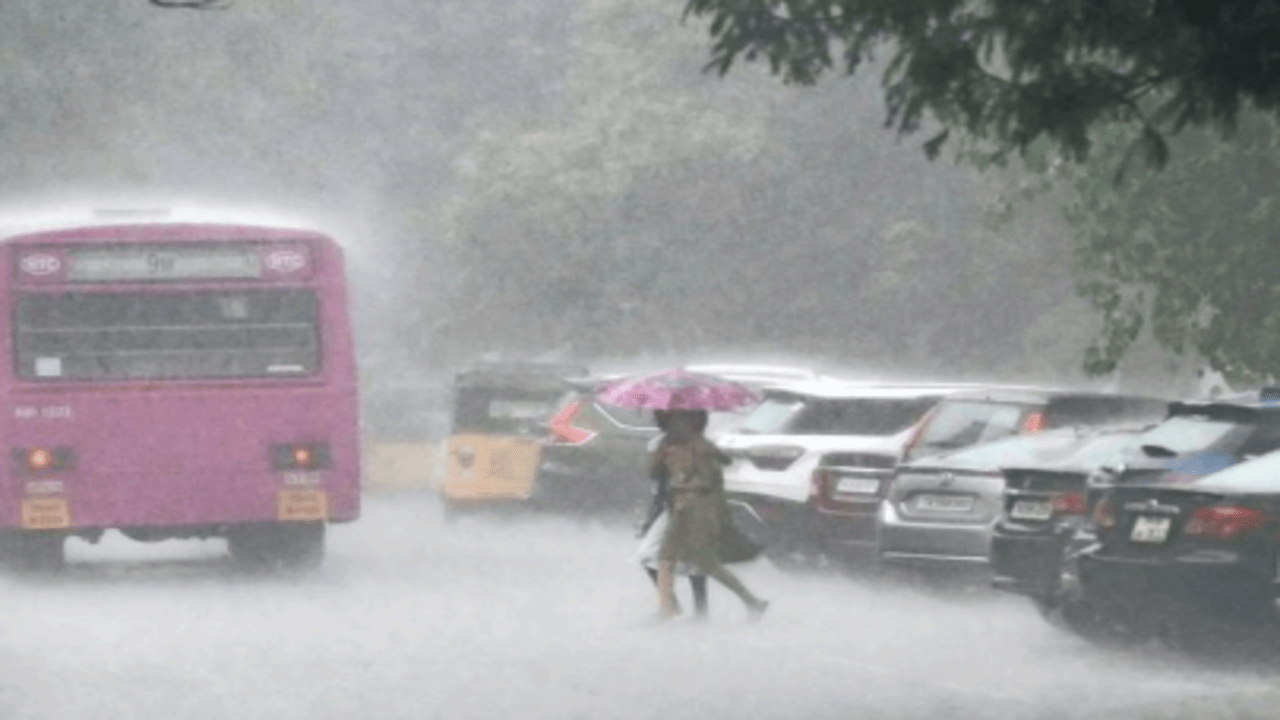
908 400 1033 460
14 290 319 381
452 387 566 436
1133 416 1247 456
1043 396 1168 426
735 395 939 436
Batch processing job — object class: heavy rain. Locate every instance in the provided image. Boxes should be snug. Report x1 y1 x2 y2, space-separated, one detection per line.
1 2 1279 719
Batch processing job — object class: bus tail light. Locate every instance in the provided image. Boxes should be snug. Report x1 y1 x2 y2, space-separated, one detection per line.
271 443 331 470
12 446 75 473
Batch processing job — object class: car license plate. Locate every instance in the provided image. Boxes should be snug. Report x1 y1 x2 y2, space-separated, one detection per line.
277 490 328 522
914 494 974 512
1010 500 1053 521
836 478 880 495
22 497 70 529
1130 515 1171 543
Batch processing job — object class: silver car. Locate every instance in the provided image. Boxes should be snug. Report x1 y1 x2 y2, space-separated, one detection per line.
877 390 1168 572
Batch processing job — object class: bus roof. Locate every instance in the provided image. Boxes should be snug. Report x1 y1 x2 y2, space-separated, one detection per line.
0 205 330 242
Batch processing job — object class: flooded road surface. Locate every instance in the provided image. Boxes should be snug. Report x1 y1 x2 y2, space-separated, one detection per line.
0 492 1274 720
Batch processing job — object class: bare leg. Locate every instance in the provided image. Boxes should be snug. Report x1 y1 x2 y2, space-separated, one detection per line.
698 560 768 620
656 561 680 617
646 566 680 614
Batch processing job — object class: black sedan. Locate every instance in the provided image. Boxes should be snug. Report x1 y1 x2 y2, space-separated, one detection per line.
989 427 1145 606
1076 450 1280 652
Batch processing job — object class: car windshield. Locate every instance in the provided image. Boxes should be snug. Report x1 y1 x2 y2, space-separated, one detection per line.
736 394 938 436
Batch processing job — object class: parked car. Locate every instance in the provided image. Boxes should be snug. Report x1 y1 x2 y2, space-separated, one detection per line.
1082 395 1280 505
717 380 962 565
1075 449 1280 651
989 426 1149 606
875 389 1169 573
535 365 810 518
536 377 662 515
1045 391 1280 641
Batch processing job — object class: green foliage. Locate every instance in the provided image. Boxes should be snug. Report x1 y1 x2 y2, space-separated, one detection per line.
683 0 1280 164
1020 111 1280 385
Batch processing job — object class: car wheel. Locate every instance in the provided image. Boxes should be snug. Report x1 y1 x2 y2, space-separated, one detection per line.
1061 599 1153 646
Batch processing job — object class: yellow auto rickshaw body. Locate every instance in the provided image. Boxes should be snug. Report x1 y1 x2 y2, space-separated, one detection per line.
440 362 587 506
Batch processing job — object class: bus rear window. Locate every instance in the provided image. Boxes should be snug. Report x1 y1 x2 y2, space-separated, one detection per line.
14 290 320 381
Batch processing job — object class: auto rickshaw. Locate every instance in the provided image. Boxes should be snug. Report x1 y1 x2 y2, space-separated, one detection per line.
440 361 588 515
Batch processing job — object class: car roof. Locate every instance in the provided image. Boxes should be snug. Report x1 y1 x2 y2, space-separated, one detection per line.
758 380 983 400
1167 399 1280 422
936 386 1162 404
455 361 590 389
683 363 820 381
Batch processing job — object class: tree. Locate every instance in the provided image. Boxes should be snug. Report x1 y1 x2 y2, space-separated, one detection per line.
682 0 1280 165
1048 113 1280 386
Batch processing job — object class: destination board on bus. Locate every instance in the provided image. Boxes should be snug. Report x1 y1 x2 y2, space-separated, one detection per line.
66 245 263 282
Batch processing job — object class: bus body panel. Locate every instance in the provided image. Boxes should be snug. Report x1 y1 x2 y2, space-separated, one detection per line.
0 221 361 536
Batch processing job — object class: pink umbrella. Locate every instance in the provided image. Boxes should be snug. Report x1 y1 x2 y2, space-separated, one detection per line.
595 368 759 411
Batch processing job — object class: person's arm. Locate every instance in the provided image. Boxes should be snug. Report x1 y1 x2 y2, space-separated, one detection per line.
648 443 669 481
638 475 668 536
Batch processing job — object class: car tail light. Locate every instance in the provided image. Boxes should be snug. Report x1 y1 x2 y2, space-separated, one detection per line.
1021 411 1047 434
810 468 831 501
12 446 74 473
1051 491 1087 516
1183 505 1271 539
270 442 331 470
1092 497 1116 529
546 400 597 445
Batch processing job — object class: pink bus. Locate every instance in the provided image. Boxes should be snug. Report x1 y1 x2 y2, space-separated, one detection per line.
0 219 360 570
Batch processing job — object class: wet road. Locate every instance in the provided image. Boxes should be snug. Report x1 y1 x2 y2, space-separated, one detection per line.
0 492 1275 720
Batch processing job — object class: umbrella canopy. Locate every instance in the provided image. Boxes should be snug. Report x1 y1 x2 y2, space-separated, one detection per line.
595 368 760 411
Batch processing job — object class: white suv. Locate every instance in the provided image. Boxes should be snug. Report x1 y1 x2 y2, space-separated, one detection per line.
715 381 960 564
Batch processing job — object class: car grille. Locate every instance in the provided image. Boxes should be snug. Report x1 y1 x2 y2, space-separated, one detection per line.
819 452 897 469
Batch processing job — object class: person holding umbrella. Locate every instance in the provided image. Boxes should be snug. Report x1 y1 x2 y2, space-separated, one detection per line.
597 369 769 622
636 409 709 617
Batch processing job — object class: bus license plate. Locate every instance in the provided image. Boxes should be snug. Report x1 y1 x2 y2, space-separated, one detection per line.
277 490 328 522
22 497 70 529
1130 515 1171 543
